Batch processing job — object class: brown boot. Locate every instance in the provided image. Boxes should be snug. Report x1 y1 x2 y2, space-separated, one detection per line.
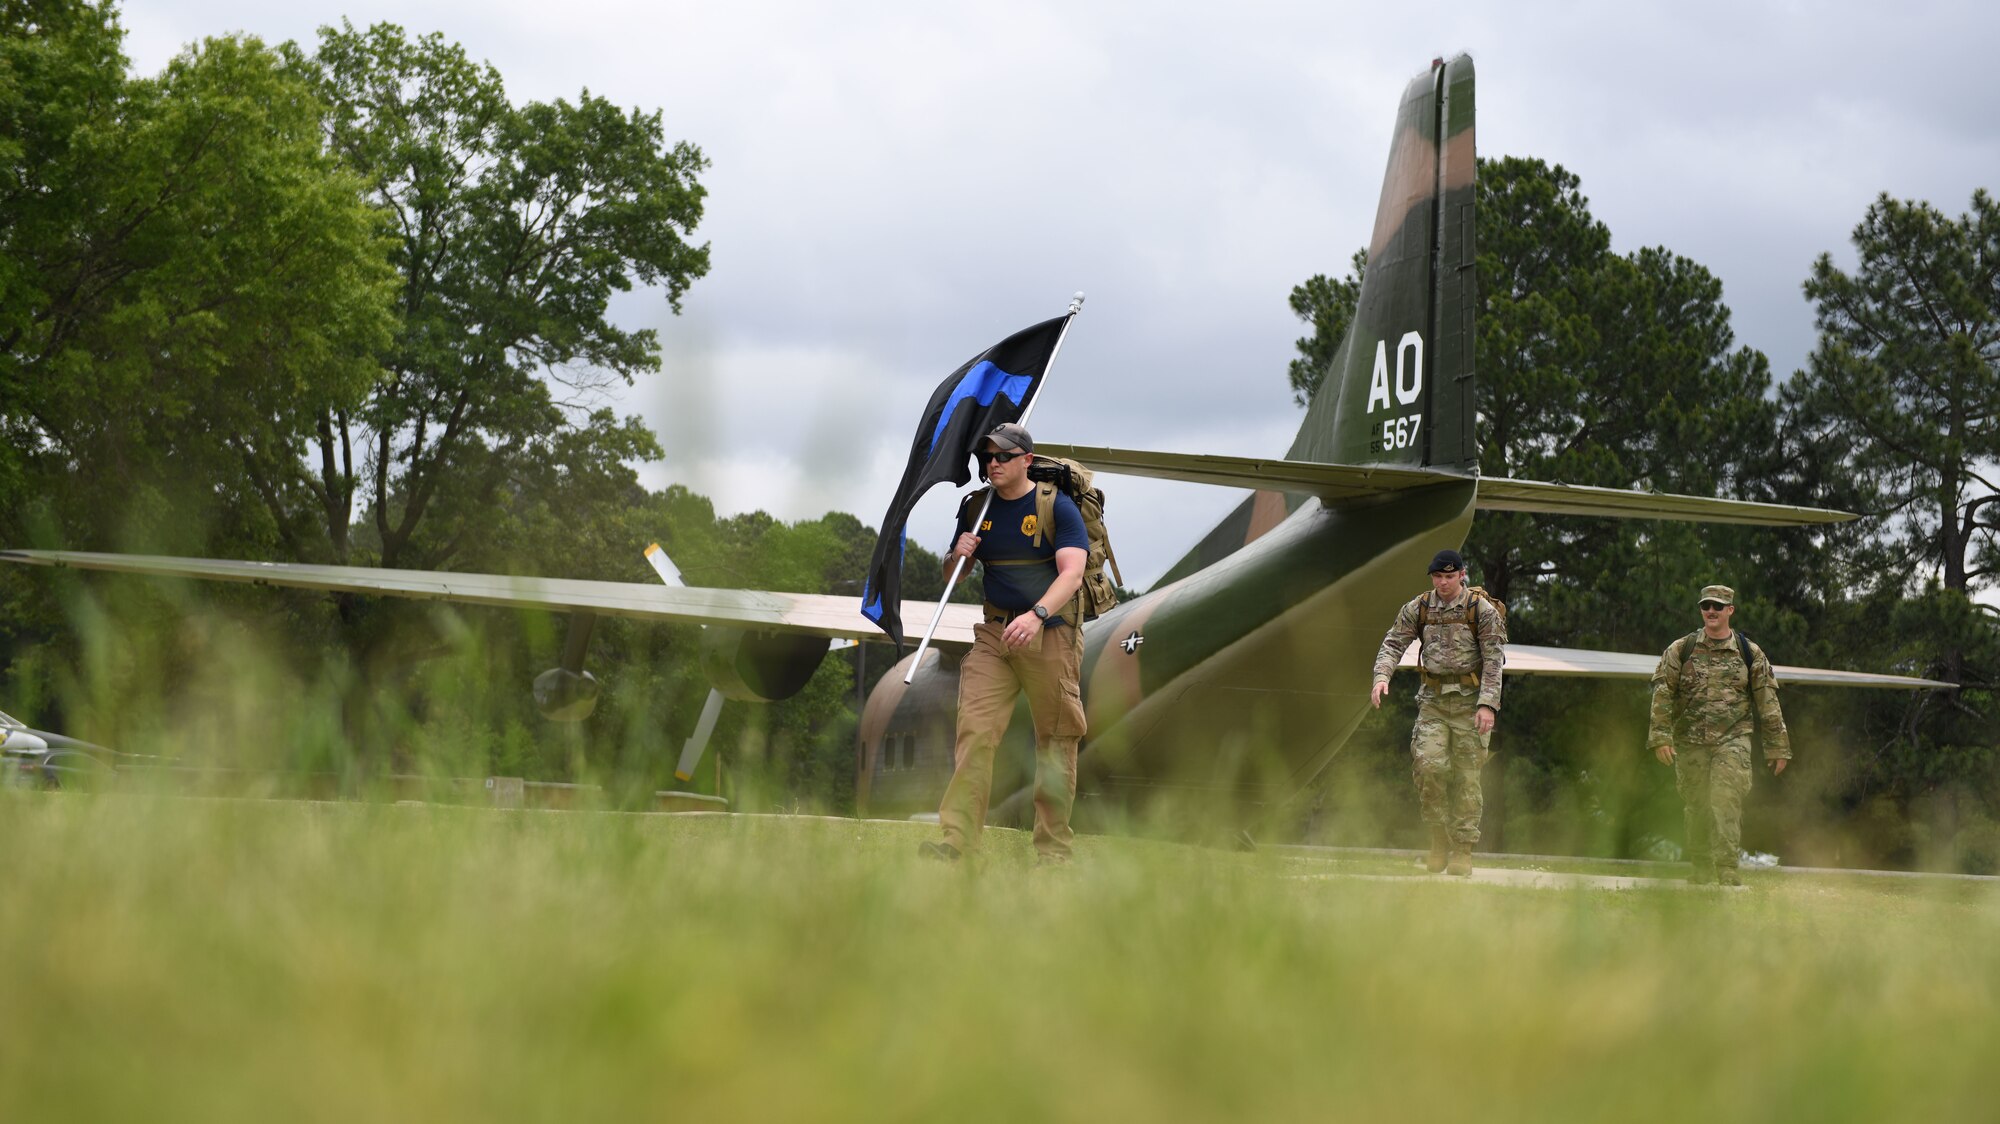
1445 846 1473 877
1425 826 1450 873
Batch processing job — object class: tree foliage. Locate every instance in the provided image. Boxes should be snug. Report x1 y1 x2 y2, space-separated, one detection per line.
1787 190 2000 601
1780 192 2000 806
1285 251 1365 408
0 3 398 554
267 21 712 572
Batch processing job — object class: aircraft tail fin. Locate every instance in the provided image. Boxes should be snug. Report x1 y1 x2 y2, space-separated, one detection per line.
1136 58 1476 586
1291 55 1477 472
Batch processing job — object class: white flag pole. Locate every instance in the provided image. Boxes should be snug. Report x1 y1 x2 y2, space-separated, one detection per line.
903 292 1085 683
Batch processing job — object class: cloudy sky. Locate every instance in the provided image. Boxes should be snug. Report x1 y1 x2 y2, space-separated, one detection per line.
119 1 2000 588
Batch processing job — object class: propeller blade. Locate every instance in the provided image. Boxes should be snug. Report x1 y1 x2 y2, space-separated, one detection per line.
643 542 685 587
675 688 725 782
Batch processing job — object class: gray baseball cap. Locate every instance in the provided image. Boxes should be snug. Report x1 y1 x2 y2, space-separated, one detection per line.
984 422 1033 453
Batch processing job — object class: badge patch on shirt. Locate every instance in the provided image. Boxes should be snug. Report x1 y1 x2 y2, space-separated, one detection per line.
1020 514 1038 536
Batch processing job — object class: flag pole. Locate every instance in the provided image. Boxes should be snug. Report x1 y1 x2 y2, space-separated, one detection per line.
904 292 1085 683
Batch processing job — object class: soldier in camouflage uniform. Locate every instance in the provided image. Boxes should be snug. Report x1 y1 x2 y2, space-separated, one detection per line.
1371 549 1506 876
1647 585 1791 886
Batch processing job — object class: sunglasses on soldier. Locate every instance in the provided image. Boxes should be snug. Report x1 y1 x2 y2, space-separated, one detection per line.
980 449 1028 465
1699 601 1727 612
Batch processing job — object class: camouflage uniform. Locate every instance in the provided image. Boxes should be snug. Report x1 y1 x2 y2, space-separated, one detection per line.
1647 630 1790 875
1372 588 1507 845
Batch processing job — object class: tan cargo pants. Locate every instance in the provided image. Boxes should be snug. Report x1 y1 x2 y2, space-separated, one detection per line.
938 608 1087 860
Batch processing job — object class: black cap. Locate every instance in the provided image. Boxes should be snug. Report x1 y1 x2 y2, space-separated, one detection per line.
1428 549 1465 574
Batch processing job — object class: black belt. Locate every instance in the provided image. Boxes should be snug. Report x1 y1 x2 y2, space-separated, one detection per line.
983 602 1064 626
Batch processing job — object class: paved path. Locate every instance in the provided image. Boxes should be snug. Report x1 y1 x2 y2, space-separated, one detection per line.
1274 842 1999 883
1288 866 1733 891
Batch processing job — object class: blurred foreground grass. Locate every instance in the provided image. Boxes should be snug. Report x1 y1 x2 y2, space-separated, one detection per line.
2 795 1997 1123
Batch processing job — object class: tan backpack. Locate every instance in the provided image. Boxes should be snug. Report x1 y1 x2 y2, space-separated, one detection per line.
960 456 1123 621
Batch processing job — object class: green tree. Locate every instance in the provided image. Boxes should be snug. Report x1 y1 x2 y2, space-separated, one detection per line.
0 4 401 747
0 5 398 554
0 0 126 512
1285 250 1365 408
277 21 711 571
1780 191 1999 840
1788 191 1999 606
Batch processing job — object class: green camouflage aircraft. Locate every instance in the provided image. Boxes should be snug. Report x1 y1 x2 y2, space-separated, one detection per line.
1 57 1939 827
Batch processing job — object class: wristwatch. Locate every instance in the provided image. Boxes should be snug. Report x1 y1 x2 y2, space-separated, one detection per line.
1032 604 1051 621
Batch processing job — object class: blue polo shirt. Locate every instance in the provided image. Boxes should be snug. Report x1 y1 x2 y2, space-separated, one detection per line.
957 487 1087 621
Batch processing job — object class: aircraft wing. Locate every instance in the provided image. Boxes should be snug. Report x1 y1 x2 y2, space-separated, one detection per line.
1037 444 1857 526
1470 479 1857 525
1397 644 1946 689
0 550 979 647
1036 445 1441 502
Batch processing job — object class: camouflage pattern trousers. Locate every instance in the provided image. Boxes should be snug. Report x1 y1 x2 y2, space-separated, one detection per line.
1674 736 1753 871
939 616 1086 861
1410 691 1490 845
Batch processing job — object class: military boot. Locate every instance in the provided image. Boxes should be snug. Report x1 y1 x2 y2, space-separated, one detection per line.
1445 846 1473 877
1425 826 1450 873
1715 867 1743 887
1687 862 1716 886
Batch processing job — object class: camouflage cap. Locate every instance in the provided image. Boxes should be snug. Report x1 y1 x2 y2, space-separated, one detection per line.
985 422 1033 453
1697 585 1735 607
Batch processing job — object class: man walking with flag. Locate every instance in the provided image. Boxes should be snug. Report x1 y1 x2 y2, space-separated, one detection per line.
857 298 1087 864
921 422 1089 865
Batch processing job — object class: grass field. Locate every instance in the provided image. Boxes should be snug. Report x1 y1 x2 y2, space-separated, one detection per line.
3 794 1997 1123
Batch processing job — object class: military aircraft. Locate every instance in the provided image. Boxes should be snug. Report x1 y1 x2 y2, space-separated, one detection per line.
0 56 1939 826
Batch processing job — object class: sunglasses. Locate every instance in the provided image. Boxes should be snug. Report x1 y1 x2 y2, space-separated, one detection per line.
1699 601 1728 612
980 449 1028 465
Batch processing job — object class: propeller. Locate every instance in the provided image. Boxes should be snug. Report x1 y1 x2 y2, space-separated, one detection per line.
644 543 856 783
645 543 729 782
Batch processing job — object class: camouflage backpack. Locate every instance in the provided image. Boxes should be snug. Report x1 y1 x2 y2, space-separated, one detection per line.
1675 630 1752 677
959 456 1122 622
1674 629 1764 756
1414 585 1507 671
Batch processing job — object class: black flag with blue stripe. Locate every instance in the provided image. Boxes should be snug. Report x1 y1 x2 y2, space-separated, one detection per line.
860 314 1068 651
